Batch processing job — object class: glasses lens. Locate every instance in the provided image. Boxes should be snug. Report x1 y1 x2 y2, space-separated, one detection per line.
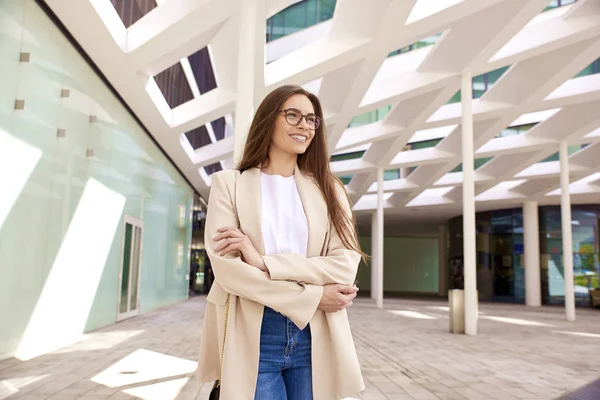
284 109 320 129
310 116 321 129
285 110 301 125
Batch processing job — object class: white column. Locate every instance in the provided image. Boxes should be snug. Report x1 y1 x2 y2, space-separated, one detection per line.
523 202 541 307
232 0 263 166
559 142 576 321
376 168 384 308
461 72 477 336
371 211 378 300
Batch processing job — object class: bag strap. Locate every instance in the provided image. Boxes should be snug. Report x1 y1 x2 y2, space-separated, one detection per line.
218 292 231 385
218 171 237 386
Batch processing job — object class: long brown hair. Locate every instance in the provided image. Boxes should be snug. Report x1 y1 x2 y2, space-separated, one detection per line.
237 85 366 259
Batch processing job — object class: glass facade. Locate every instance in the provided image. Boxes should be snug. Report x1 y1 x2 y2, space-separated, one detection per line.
388 33 442 57
448 205 600 307
539 206 600 306
266 0 337 42
0 0 194 359
447 66 510 104
330 151 399 184
349 105 392 127
544 0 578 12
111 0 156 28
576 58 600 78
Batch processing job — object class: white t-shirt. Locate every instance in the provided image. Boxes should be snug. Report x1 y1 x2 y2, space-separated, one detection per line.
260 172 308 257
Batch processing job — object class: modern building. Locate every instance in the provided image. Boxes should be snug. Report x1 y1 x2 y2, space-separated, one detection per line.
1 0 599 360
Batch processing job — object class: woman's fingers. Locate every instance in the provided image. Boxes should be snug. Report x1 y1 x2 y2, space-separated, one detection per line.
215 237 243 253
213 228 243 242
219 242 241 257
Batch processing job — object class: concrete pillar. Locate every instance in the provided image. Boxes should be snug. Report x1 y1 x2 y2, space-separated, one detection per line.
461 72 478 336
523 202 541 307
559 142 576 321
232 0 264 166
371 211 377 300
376 168 384 308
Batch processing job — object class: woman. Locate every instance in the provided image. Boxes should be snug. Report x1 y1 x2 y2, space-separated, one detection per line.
196 85 365 400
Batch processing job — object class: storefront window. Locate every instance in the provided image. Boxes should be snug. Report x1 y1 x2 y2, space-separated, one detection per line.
540 206 600 306
448 205 600 306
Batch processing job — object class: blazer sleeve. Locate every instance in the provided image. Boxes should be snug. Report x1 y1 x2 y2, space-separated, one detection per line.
205 171 323 330
262 183 361 286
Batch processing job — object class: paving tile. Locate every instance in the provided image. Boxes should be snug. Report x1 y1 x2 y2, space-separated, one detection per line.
1 297 599 400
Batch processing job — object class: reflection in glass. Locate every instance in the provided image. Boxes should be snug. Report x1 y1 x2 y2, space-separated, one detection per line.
130 226 142 311
540 206 600 306
449 205 600 306
121 223 133 314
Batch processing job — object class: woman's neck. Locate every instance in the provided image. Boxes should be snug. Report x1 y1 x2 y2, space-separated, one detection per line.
262 149 297 177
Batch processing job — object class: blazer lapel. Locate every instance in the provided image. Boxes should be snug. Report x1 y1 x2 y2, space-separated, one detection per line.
235 167 265 255
235 165 327 257
294 166 328 257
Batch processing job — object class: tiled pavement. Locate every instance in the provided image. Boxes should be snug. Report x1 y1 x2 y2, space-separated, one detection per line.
1 296 599 400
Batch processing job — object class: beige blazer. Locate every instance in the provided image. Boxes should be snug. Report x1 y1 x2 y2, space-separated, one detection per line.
196 166 364 400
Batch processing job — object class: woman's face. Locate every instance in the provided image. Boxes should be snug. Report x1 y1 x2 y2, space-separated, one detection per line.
270 94 317 156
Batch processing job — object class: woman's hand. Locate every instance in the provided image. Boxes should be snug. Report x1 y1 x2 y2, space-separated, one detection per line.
214 227 267 271
318 284 358 313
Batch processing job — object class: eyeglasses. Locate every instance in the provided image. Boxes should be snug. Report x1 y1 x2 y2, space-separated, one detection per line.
280 108 321 130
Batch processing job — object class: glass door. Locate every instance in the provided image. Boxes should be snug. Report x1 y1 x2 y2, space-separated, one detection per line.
118 215 143 321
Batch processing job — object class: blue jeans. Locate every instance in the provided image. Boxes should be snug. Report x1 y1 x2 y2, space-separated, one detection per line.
254 307 313 400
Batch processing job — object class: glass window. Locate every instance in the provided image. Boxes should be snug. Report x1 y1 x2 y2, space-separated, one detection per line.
576 58 600 78
306 0 317 26
266 0 337 42
541 144 584 163
540 205 599 306
270 13 285 41
447 90 461 104
349 105 392 127
317 0 336 21
339 175 352 185
544 0 578 11
330 150 365 162
410 138 442 150
451 157 493 173
388 33 440 57
283 1 308 36
472 74 486 99
384 169 399 180
497 123 536 138
487 66 510 86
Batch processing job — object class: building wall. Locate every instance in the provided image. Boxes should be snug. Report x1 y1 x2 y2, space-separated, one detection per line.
0 0 194 359
357 236 440 295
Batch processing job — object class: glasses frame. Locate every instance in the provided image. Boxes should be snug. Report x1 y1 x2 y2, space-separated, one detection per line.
280 108 321 130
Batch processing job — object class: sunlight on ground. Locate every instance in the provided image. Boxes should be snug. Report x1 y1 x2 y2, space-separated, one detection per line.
53 330 144 354
481 315 555 327
16 178 126 360
123 377 190 400
389 310 437 319
0 129 42 231
91 349 197 388
0 374 49 399
427 306 450 312
553 331 600 339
